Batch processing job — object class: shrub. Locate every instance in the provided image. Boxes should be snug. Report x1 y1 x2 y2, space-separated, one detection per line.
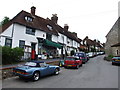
2 46 12 64
104 55 114 61
2 46 24 65
70 50 75 56
108 55 114 58
12 47 24 61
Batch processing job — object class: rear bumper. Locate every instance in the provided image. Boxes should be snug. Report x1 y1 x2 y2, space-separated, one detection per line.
64 64 78 67
82 60 87 63
13 72 33 78
112 61 120 65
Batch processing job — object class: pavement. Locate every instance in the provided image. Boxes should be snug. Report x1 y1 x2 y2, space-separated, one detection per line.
0 58 62 70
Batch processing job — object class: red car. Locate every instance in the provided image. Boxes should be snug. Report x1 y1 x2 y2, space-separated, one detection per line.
64 56 82 69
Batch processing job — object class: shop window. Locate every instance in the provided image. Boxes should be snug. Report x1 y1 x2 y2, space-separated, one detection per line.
19 40 25 49
26 27 35 35
5 38 12 47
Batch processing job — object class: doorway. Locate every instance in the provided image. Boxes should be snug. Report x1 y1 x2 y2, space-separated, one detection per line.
31 43 36 60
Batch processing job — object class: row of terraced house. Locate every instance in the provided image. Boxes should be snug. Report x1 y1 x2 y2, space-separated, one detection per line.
0 6 104 60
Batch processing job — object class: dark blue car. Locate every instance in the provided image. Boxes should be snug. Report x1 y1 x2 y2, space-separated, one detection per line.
13 60 60 81
74 52 88 64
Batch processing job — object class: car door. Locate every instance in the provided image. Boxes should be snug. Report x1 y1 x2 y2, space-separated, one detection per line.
39 63 53 76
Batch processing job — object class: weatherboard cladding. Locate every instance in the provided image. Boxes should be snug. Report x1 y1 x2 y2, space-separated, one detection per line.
1 9 81 43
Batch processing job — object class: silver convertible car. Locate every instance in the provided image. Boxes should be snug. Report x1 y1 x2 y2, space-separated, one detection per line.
13 60 60 81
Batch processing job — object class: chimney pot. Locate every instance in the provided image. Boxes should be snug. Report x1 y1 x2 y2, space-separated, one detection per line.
31 6 36 15
64 24 69 31
51 14 58 24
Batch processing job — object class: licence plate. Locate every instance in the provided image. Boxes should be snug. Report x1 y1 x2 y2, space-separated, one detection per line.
16 71 21 74
67 65 72 66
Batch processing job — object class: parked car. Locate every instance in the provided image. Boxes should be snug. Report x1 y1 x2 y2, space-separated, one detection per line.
59 60 65 67
86 53 90 60
13 60 60 81
99 52 105 55
112 56 120 65
64 56 82 69
74 52 88 64
87 52 94 58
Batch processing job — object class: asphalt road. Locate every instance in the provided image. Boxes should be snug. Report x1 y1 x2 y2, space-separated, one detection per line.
2 55 119 88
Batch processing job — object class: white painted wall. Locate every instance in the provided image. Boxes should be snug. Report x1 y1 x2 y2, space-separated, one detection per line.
0 36 5 46
67 38 72 47
36 30 46 39
52 34 58 42
58 33 64 43
57 33 67 45
0 24 14 46
1 24 13 37
0 23 47 55
73 40 77 48
13 24 37 47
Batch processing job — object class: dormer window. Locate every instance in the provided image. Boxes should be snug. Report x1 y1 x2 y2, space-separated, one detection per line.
25 16 33 22
47 25 53 30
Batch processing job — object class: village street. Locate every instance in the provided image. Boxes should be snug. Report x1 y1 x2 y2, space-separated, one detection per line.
2 55 118 88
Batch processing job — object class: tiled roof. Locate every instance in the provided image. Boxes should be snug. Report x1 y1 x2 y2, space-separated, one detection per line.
106 17 120 37
2 10 59 36
1 9 81 43
83 36 102 47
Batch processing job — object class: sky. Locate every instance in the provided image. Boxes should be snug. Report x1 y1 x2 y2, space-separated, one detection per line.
0 0 120 43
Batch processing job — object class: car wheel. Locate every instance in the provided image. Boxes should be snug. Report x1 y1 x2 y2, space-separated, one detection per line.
19 76 23 79
112 63 114 65
54 69 59 75
32 72 40 81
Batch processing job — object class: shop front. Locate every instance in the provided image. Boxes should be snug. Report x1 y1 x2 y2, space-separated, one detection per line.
37 38 62 59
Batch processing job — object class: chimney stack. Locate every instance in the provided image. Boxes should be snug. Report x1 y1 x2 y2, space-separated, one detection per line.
85 36 89 39
31 6 36 15
51 14 58 24
64 24 69 31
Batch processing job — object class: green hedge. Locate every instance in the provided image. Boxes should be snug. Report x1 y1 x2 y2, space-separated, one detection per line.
2 46 24 65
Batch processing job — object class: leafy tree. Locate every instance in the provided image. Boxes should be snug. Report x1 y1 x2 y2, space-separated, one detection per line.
0 16 10 26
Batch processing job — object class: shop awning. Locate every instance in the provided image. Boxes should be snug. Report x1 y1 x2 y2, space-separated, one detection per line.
43 39 62 49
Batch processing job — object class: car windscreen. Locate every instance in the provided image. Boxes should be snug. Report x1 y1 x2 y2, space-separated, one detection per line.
113 57 120 60
25 62 37 67
75 53 84 57
65 57 75 60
